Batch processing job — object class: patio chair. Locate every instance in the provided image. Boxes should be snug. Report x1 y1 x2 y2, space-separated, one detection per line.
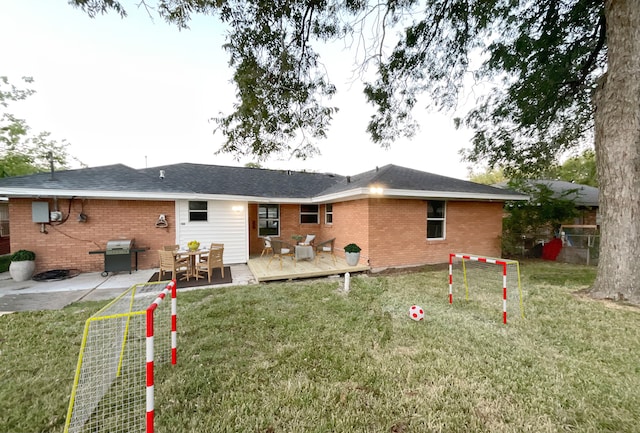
268 239 296 269
199 242 224 263
315 238 336 264
158 249 188 281
195 246 225 283
260 236 273 257
303 234 316 246
163 244 189 266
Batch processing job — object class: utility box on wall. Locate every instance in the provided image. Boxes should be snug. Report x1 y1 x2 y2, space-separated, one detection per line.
32 201 50 223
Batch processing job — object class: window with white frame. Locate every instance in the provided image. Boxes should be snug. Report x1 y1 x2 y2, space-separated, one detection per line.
300 204 319 224
325 203 333 224
427 200 446 239
259 204 280 237
188 201 208 221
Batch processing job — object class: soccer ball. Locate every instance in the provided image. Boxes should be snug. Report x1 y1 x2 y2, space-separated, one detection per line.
409 305 424 321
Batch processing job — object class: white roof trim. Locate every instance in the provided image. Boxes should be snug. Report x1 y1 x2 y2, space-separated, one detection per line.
312 188 528 203
0 186 528 203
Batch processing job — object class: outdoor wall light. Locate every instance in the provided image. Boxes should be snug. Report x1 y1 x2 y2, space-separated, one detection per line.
369 186 384 195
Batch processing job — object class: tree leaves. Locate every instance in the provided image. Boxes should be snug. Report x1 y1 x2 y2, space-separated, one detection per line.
68 0 606 173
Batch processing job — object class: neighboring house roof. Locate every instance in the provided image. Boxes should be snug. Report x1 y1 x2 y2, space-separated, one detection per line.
533 180 599 207
495 179 599 207
0 163 527 202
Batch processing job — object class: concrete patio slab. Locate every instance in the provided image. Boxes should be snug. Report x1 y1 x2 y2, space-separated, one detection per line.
0 264 257 314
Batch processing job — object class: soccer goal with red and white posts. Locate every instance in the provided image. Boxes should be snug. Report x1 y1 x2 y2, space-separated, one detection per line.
449 253 525 324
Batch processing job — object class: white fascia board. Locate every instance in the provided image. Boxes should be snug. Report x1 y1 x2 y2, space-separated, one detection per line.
311 188 371 203
382 188 530 201
0 188 265 202
312 188 529 203
252 197 316 204
0 187 317 203
0 188 194 200
0 187 529 203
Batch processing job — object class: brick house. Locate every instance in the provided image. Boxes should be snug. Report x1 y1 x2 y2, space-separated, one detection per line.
0 163 526 274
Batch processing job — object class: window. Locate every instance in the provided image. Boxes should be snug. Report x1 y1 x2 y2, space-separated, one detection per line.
259 204 280 237
300 204 319 224
189 201 208 221
325 204 333 224
427 200 446 239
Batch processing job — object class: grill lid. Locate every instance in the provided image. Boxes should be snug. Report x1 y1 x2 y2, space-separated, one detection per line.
105 239 134 254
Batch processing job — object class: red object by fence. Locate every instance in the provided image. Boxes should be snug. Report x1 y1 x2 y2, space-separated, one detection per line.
542 238 563 261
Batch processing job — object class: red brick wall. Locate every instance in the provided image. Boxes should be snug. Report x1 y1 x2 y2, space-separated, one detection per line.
360 199 503 269
246 199 503 269
330 200 370 263
576 208 599 225
9 198 176 273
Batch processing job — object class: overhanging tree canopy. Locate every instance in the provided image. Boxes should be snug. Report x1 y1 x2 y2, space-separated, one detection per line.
69 0 640 302
70 0 605 173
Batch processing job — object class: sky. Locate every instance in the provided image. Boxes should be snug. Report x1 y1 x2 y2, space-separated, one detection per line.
1 1 478 180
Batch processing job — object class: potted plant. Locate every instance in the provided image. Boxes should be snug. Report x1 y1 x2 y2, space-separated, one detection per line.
9 249 36 282
344 243 361 266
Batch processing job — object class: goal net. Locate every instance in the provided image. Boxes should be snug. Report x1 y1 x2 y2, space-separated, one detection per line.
448 253 524 324
64 280 177 433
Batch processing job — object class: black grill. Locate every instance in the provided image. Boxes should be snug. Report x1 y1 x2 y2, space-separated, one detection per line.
89 239 146 276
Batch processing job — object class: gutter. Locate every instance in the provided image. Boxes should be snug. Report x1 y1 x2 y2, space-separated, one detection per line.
0 187 529 203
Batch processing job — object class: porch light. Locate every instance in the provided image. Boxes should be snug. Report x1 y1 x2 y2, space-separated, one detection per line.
369 186 384 195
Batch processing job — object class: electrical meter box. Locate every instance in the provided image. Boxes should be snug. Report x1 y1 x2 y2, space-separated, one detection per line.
32 201 50 223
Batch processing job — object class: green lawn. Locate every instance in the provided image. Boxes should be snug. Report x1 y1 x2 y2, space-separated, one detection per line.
2 260 639 432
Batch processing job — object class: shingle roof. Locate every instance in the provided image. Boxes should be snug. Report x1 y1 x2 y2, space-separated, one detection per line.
320 164 520 197
493 179 599 207
531 180 599 207
0 163 527 201
139 163 343 198
0 164 186 193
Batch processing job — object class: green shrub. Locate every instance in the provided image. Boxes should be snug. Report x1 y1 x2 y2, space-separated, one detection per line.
344 243 361 253
10 249 36 262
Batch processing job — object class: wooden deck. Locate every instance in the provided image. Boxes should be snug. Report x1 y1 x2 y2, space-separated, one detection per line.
247 254 370 282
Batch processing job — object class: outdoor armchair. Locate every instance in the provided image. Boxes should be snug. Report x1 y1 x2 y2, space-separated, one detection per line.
315 238 336 264
268 239 296 269
261 236 273 257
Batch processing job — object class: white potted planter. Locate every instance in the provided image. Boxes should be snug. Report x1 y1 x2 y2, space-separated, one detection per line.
344 243 361 266
9 249 36 282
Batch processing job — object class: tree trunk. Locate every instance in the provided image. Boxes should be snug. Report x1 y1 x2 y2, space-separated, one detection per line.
591 0 640 302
